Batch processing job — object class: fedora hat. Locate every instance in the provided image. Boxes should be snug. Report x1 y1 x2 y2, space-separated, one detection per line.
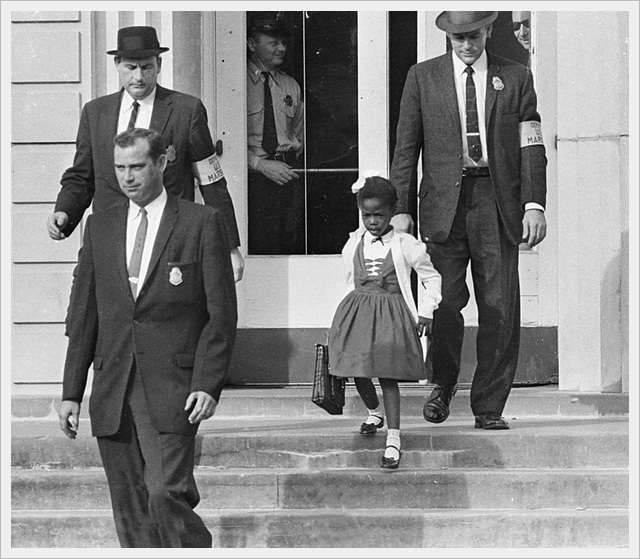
435 11 498 34
248 12 291 38
107 26 169 58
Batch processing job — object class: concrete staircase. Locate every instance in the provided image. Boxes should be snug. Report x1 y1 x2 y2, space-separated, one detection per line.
11 385 629 548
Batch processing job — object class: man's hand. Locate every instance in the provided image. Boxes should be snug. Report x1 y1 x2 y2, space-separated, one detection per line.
58 400 81 439
391 213 414 235
257 159 299 186
522 209 547 248
230 248 245 283
417 316 434 338
185 391 218 424
47 211 69 241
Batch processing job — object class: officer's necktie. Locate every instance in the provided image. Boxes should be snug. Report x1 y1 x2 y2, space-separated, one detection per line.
261 72 278 157
464 66 483 163
127 100 140 130
128 207 148 299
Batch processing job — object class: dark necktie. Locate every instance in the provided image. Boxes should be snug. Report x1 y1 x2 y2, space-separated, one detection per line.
128 207 148 299
127 100 140 130
464 66 483 163
261 72 278 157
371 236 384 244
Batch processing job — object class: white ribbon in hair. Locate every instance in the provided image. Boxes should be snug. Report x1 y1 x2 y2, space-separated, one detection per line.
351 170 381 193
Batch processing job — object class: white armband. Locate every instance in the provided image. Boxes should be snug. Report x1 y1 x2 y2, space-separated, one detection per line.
519 121 544 147
192 154 225 185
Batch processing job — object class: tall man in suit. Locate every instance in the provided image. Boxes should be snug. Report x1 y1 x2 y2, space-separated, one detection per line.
390 12 547 430
46 25 244 281
58 128 237 547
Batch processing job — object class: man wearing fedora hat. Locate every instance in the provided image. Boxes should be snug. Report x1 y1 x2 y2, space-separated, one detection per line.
47 25 244 281
390 12 547 430
246 12 305 254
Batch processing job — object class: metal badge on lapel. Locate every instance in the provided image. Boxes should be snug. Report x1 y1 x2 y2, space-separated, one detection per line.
492 76 504 91
166 145 177 162
169 266 183 286
284 95 293 107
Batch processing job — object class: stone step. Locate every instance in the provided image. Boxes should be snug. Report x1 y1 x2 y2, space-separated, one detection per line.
11 416 629 470
11 508 629 548
12 467 629 512
11 385 630 420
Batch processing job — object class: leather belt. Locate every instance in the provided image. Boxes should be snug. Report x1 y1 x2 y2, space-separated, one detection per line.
462 167 490 177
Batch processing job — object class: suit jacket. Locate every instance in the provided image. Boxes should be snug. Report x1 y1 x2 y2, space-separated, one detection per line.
61 194 238 437
55 85 240 248
390 51 547 245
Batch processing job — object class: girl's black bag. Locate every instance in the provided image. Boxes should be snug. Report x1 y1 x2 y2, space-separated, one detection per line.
311 343 345 415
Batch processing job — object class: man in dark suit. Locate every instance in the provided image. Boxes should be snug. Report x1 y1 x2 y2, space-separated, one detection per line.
46 25 244 281
390 11 547 430
58 128 237 547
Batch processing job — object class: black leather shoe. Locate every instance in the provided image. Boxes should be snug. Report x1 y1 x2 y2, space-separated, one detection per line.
359 417 384 435
381 445 401 469
423 384 458 424
474 412 509 430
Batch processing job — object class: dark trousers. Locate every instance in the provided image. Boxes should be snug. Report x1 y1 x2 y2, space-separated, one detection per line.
425 176 520 416
96 365 211 548
248 163 305 255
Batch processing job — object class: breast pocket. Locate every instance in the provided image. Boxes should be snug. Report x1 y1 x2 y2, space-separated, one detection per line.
165 261 197 302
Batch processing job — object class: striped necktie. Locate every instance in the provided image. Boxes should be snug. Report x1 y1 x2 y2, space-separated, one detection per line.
127 100 140 130
464 66 482 162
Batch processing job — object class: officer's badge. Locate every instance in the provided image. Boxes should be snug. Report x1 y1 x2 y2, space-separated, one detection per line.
492 76 504 91
169 266 183 286
166 145 177 162
284 95 293 107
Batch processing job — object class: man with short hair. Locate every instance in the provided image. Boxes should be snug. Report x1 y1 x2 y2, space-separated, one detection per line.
47 25 244 281
246 12 305 254
390 11 547 430
512 11 532 51
59 128 237 547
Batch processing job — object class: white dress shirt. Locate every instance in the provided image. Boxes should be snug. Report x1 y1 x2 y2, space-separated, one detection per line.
117 87 156 134
126 188 167 295
452 50 489 168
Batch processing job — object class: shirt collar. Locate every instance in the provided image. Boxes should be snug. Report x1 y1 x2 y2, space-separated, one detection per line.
128 188 167 220
364 227 394 245
452 49 488 76
247 59 281 85
121 86 157 113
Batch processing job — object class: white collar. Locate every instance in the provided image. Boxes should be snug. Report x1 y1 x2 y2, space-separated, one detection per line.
364 227 394 244
128 188 167 220
121 87 157 112
452 49 488 76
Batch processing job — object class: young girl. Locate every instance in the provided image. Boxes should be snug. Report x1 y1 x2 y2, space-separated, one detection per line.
328 175 442 469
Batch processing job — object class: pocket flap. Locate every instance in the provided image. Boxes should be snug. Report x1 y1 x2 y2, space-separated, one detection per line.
175 353 195 368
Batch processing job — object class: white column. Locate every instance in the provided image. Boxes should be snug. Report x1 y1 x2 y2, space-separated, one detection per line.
357 12 388 174
556 12 629 392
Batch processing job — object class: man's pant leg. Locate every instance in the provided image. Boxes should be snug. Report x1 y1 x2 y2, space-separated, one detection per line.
467 176 521 415
425 184 472 387
128 370 212 548
97 402 162 548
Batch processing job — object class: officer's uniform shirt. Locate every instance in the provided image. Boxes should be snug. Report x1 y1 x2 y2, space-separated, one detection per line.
247 60 304 172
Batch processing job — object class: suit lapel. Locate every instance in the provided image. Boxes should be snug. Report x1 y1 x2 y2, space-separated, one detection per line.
485 53 501 129
149 85 174 134
138 194 179 298
438 54 461 128
100 91 123 192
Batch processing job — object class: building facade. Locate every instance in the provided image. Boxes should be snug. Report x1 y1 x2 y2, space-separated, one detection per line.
9 10 630 395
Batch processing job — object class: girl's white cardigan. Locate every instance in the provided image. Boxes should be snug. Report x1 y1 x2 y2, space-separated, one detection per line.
341 227 442 321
